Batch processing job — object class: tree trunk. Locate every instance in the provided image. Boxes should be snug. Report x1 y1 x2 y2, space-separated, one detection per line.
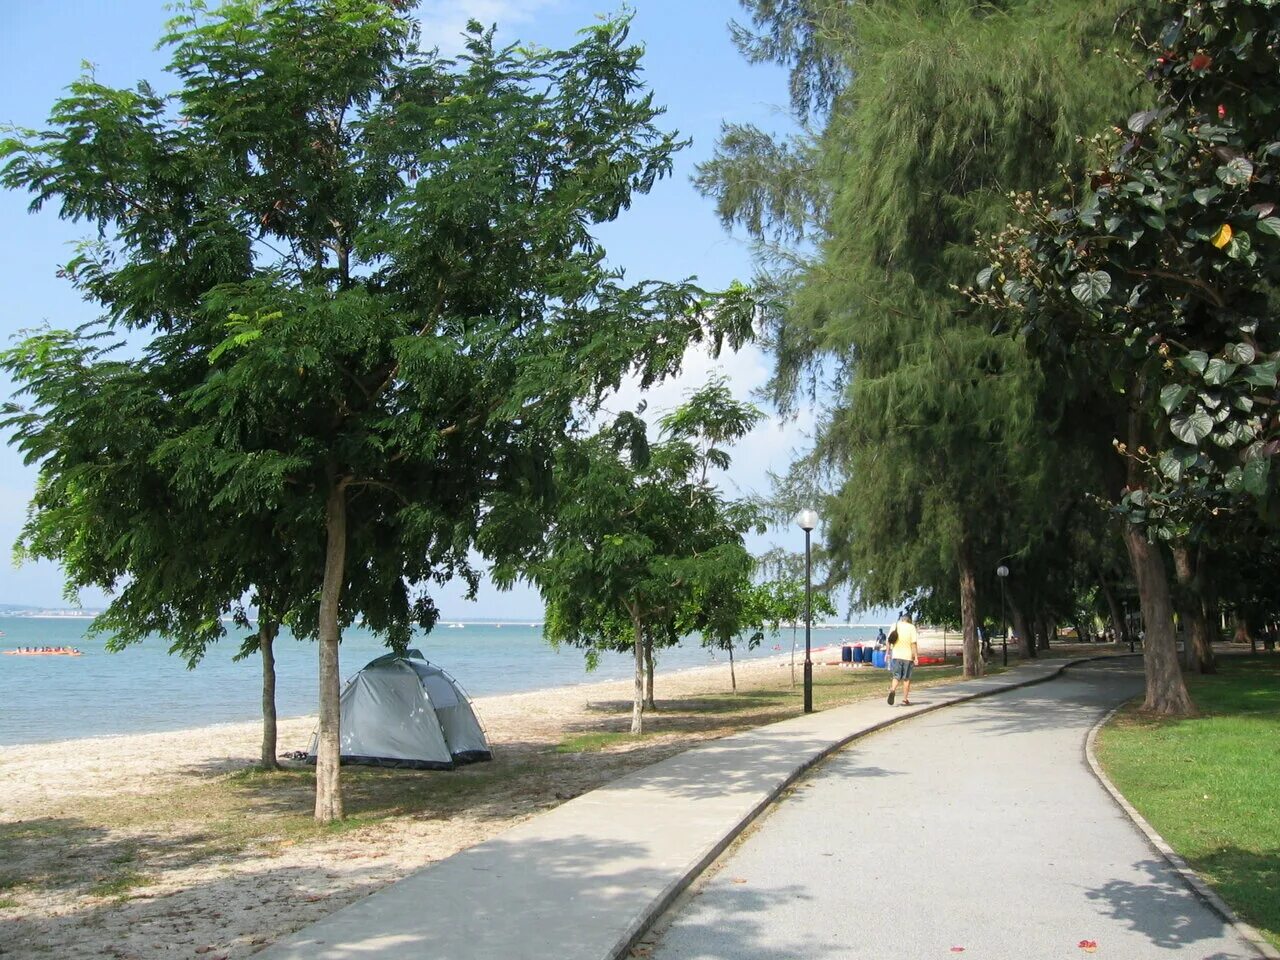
1037 613 1052 651
1122 522 1194 715
631 617 645 734
1172 545 1216 674
1009 599 1034 659
644 635 656 710
1072 616 1090 645
958 537 983 677
1097 575 1126 645
728 640 737 693
1234 613 1256 654
259 618 280 771
314 480 348 822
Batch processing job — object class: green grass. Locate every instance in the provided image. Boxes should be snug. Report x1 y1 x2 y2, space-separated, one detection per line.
557 732 651 753
89 868 150 900
1097 657 1280 949
0 898 18 910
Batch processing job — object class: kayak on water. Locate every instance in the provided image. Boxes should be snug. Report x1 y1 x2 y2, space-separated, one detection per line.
4 648 83 657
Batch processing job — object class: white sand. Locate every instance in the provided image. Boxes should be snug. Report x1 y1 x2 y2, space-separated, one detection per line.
0 652 834 959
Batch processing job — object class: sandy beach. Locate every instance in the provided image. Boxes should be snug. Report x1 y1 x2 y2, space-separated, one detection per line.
2 647 895 960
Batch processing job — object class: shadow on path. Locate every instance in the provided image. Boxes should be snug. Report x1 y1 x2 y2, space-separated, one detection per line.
1085 858 1241 956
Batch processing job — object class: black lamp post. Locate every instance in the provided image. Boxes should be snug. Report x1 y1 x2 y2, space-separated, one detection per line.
797 507 818 713
996 564 1010 667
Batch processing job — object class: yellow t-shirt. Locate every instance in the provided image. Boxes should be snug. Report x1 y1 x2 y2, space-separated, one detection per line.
890 620 918 661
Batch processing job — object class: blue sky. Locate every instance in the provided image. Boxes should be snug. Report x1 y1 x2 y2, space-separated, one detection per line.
0 0 825 617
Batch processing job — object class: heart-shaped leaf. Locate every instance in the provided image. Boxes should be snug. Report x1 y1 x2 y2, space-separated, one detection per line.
1180 350 1210 375
1244 359 1279 388
1160 384 1191 412
1225 343 1257 364
1171 408 1214 444
1071 270 1112 305
1128 109 1160 133
1255 217 1280 237
1242 456 1271 496
1217 156 1254 186
1204 358 1239 385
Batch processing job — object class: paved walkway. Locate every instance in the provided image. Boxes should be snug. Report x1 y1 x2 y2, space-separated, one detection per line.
259 657 1259 960
650 659 1258 959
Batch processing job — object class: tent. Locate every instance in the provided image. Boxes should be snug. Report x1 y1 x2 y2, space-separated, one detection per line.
307 650 491 770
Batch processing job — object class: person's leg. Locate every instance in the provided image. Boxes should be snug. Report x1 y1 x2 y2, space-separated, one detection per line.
887 661 900 704
901 663 914 704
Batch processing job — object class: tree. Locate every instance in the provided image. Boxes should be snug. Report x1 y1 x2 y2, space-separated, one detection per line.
739 574 837 687
701 0 1150 679
521 384 763 733
978 0 1280 712
1 1 753 819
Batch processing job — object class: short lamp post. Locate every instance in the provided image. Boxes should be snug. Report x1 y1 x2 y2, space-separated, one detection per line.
796 508 819 713
996 564 1010 667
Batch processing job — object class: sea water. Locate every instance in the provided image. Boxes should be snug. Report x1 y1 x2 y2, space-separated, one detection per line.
0 617 879 746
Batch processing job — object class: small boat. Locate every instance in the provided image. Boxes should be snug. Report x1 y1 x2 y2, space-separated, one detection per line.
4 648 83 657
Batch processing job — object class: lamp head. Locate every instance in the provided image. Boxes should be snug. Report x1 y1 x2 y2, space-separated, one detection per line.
796 508 819 531
996 564 1009 578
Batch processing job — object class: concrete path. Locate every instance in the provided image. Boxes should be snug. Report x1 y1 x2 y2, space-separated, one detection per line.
260 658 1128 960
650 659 1259 960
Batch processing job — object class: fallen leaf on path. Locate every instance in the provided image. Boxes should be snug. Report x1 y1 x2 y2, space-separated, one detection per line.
1079 940 1098 952
730 877 748 884
950 948 965 953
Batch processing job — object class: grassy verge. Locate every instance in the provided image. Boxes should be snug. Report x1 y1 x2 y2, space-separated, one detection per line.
1096 656 1280 949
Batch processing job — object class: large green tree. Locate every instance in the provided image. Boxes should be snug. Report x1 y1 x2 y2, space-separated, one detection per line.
980 0 1280 711
519 384 763 733
1 1 751 819
702 0 1150 678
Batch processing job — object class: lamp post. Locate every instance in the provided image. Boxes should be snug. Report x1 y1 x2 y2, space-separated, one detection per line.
996 564 1010 667
796 508 819 713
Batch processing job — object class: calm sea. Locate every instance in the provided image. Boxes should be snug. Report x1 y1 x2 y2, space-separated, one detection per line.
0 617 879 746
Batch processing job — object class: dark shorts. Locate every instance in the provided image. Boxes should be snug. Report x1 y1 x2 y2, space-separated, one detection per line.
891 658 914 681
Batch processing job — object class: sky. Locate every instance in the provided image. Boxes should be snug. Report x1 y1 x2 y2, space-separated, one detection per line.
0 0 831 619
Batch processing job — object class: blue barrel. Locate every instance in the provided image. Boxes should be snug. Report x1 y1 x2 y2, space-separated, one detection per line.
873 650 886 669
853 644 865 663
841 644 853 663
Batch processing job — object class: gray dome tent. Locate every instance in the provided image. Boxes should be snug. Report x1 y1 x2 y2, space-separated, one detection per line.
307 650 491 770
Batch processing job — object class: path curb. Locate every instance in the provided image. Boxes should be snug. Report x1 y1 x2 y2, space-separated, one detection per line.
1084 703 1280 960
612 654 1120 960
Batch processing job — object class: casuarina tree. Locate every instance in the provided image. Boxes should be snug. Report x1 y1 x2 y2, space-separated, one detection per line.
700 0 1150 678
1 1 752 819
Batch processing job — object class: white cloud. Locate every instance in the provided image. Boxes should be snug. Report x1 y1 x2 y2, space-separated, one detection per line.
606 340 814 503
414 0 564 54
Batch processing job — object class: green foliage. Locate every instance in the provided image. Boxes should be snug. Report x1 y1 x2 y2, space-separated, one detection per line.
707 0 1149 635
980 0 1280 537
1 0 755 815
521 384 765 717
741 577 837 631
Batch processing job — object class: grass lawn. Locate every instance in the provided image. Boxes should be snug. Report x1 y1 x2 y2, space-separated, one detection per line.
1096 656 1280 949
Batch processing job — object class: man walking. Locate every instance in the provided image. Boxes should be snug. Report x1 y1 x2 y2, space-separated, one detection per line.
887 612 919 706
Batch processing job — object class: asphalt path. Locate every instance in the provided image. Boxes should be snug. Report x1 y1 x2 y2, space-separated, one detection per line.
650 660 1259 960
